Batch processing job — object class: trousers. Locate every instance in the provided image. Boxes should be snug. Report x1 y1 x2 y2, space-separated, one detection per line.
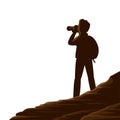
73 59 96 97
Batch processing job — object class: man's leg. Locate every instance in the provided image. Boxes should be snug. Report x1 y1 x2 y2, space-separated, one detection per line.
73 59 84 97
85 60 96 90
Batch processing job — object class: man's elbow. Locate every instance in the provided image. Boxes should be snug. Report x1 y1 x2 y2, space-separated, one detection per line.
68 41 75 45
68 41 71 45
68 41 73 45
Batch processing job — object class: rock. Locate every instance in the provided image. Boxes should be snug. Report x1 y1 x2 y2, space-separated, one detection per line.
10 71 120 120
81 103 120 120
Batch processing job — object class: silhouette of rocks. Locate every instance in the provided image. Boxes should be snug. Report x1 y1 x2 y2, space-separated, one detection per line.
81 103 120 120
10 71 120 120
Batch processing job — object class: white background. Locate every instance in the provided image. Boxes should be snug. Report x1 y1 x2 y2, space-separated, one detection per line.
0 0 120 119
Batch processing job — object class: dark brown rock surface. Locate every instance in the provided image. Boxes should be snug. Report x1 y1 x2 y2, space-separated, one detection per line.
81 103 120 120
10 71 120 120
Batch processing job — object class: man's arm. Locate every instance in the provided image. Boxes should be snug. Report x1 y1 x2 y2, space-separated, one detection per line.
68 32 78 45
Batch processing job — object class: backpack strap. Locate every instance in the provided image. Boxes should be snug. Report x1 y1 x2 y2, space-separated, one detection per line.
93 59 96 63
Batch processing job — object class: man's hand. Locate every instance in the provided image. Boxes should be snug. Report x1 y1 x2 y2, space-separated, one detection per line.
72 25 78 33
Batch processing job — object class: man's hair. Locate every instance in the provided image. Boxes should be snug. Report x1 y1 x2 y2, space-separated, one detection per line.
79 19 90 33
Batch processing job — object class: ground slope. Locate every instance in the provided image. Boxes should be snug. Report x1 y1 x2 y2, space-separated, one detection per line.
10 71 120 120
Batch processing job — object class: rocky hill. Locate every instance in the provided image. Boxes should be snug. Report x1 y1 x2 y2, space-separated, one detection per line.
10 71 120 120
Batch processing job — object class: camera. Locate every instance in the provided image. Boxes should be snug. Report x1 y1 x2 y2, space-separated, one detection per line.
67 25 78 32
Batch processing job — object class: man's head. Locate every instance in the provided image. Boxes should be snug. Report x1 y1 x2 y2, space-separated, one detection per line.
78 19 90 33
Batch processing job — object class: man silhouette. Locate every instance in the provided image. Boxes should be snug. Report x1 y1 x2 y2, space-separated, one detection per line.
68 19 98 97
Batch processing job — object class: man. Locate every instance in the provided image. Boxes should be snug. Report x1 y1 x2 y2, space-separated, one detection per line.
68 19 98 97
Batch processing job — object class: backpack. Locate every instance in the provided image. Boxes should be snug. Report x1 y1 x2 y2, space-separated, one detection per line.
88 36 99 60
